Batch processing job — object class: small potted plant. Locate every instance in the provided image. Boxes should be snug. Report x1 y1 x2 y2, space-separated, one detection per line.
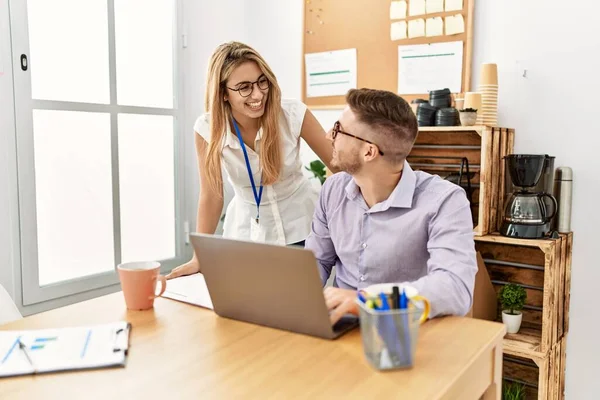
499 283 527 333
459 107 478 126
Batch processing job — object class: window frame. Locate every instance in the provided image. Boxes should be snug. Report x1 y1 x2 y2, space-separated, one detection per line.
9 0 186 306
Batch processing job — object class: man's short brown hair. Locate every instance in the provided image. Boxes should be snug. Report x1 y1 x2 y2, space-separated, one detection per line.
346 88 418 165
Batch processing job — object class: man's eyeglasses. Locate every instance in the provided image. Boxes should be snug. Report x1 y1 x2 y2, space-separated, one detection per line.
226 75 270 98
332 121 384 156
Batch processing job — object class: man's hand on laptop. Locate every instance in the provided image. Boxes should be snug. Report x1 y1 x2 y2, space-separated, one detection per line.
324 287 359 325
166 258 200 280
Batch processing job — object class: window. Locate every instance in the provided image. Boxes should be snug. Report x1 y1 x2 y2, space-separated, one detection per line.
10 0 184 305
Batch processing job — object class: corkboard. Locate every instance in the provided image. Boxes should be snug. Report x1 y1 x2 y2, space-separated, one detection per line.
302 0 475 108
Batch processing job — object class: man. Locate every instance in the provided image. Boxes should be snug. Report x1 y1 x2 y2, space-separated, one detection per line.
305 88 477 325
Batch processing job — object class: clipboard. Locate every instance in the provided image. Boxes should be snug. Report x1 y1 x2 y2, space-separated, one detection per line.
0 321 131 378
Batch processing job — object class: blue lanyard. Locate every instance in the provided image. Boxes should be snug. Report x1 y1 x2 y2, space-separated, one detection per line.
232 119 263 222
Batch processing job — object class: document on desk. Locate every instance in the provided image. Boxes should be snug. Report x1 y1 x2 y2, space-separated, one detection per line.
163 274 213 309
0 321 130 378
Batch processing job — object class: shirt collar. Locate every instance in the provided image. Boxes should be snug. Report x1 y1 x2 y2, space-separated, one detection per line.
344 160 416 211
222 120 262 150
222 119 240 149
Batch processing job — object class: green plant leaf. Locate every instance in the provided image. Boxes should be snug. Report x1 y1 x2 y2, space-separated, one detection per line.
503 380 526 400
306 159 327 184
499 283 527 314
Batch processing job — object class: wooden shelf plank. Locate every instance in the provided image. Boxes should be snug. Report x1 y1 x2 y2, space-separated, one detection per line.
474 233 558 250
503 328 545 360
418 126 486 133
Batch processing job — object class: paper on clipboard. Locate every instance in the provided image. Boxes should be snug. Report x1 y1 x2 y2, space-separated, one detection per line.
397 41 463 94
0 322 130 378
163 273 214 309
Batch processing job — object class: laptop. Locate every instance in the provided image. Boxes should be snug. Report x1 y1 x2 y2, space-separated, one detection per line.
189 233 359 339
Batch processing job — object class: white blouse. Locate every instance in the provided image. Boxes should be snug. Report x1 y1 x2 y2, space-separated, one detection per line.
194 99 319 245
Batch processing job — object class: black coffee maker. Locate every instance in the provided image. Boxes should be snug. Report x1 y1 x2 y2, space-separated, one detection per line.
500 154 558 238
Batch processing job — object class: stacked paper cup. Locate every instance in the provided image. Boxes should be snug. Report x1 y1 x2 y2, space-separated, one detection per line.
476 63 498 125
463 92 482 111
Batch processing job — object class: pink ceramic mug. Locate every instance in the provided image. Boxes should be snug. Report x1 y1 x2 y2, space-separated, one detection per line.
117 261 167 310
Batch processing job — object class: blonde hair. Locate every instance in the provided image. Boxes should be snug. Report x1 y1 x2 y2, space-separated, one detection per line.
204 41 283 196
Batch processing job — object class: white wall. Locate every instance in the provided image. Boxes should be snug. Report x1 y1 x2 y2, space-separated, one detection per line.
181 0 247 240
243 0 338 171
472 1 600 398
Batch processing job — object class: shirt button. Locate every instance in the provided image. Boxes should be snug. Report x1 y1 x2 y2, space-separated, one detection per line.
362 243 367 249
360 275 365 281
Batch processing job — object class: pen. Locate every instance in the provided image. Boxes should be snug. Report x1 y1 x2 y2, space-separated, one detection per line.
18 340 37 373
399 288 412 365
377 291 403 366
392 286 400 309
399 288 408 310
379 292 390 310
357 291 367 304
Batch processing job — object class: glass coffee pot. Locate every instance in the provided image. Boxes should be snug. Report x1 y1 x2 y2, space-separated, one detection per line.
500 154 558 238
503 192 557 225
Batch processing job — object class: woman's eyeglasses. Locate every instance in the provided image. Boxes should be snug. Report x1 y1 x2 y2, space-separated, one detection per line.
332 121 384 156
227 75 270 98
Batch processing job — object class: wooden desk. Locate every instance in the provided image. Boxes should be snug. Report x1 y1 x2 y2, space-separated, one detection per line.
1 293 505 399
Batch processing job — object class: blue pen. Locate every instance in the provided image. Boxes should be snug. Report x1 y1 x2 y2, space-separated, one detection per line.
399 288 408 310
379 292 390 310
399 288 412 366
357 291 367 304
376 291 406 367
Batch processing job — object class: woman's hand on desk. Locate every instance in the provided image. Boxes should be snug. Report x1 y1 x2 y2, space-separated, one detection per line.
324 287 359 325
166 259 200 280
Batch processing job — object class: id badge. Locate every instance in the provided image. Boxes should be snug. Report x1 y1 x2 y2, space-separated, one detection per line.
250 218 267 242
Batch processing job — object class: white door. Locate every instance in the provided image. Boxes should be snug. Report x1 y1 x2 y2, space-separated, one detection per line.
10 0 185 305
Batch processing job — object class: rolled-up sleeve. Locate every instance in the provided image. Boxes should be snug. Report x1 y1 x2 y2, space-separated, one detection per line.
408 188 477 318
305 179 338 285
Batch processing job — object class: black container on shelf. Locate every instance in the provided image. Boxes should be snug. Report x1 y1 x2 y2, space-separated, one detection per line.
416 102 438 126
429 88 452 109
434 107 459 126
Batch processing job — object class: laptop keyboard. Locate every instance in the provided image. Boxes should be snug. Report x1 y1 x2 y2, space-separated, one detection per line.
333 314 359 333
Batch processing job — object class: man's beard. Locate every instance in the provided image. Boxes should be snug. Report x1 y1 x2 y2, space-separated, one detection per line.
331 150 362 174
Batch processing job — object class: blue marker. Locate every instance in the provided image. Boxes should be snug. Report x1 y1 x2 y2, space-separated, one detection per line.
379 292 390 310
358 291 367 304
399 288 408 310
399 288 412 366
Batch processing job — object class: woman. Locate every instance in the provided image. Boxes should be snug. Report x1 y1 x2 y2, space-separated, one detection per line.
167 41 335 279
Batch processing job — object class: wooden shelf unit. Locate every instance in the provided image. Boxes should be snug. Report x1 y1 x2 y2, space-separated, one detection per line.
503 336 567 400
474 233 573 399
410 126 514 236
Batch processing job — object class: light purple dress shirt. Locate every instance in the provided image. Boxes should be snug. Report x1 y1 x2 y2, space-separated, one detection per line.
305 161 477 318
